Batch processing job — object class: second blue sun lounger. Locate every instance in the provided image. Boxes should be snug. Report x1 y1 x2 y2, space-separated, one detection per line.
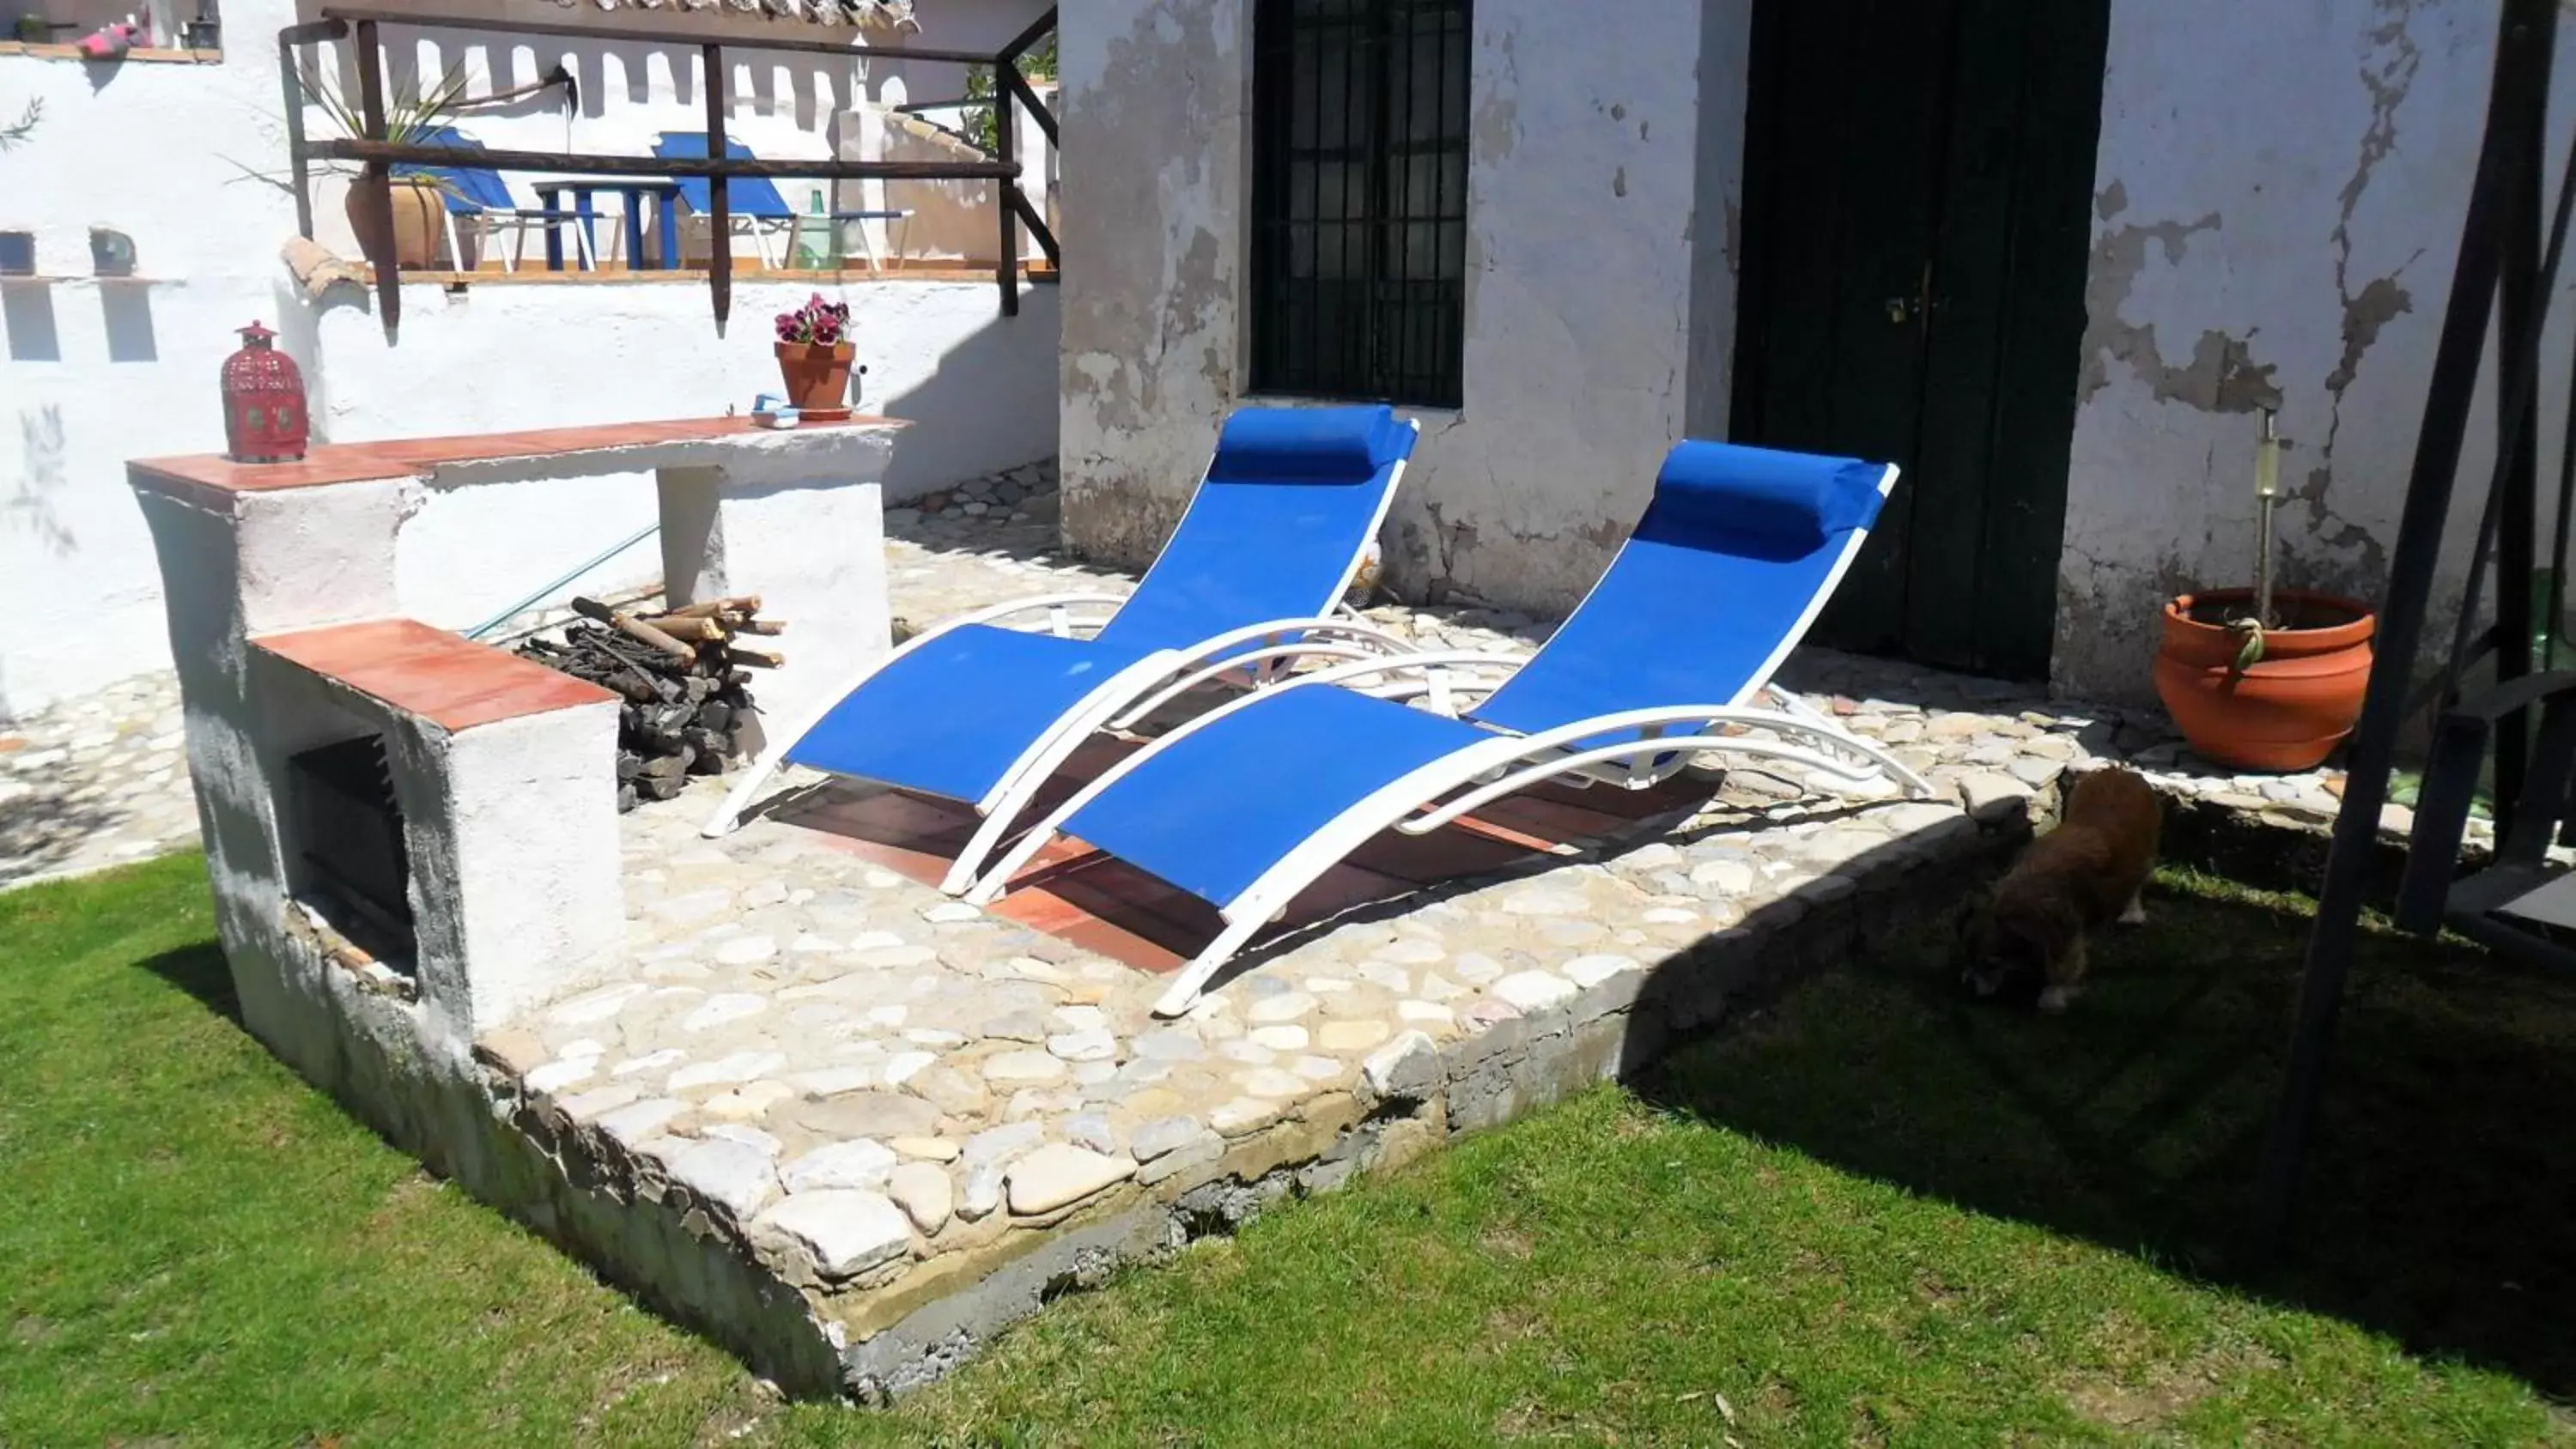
702 404 1421 894
653 132 914 270
966 439 1937 1016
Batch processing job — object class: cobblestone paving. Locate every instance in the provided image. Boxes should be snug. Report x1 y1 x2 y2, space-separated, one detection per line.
0 452 2458 894
447 460 2454 1325
0 673 199 891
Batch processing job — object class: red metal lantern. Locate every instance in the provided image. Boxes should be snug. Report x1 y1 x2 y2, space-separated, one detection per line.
221 321 309 464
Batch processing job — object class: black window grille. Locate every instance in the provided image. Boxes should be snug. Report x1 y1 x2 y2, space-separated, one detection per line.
1249 0 1471 409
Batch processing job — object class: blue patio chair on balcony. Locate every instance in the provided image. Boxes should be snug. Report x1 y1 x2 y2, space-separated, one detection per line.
963 439 1941 1017
653 132 914 271
702 404 1422 894
395 126 597 272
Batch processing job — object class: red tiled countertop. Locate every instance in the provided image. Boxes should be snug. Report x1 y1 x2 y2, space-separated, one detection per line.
129 415 902 506
254 619 619 732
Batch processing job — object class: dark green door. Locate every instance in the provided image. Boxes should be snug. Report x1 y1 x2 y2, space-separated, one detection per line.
1730 0 2109 680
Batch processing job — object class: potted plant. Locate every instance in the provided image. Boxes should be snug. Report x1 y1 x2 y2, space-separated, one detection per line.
774 294 854 415
303 64 470 273
2154 409 2378 772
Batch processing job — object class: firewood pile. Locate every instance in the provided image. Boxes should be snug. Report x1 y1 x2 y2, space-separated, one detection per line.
513 594 784 813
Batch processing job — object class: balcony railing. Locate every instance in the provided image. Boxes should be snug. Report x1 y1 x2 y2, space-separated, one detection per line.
280 6 1059 333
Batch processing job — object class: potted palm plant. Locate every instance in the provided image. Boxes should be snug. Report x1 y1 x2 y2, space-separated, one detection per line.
2154 409 2379 771
774 294 855 417
304 65 470 273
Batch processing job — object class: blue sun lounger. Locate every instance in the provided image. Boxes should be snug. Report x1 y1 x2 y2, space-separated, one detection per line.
653 132 914 270
965 439 1939 1016
702 405 1422 892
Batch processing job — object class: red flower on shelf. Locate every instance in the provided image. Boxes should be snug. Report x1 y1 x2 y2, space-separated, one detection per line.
775 293 851 348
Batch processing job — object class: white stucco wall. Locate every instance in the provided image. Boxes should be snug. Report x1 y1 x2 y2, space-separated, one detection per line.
1057 0 1747 612
0 0 1056 722
2 6 303 723
319 277 1057 635
2060 0 2576 702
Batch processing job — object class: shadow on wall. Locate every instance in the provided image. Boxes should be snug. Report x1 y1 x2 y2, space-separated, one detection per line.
872 301 1056 500
0 402 78 724
3 282 62 361
8 403 76 559
101 283 156 362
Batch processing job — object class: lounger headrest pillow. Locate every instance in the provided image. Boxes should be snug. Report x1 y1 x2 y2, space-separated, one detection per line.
1648 440 1889 552
1210 405 1413 482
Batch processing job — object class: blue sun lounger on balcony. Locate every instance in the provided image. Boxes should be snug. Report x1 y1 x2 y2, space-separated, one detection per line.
398 126 598 272
965 439 1940 1016
702 404 1422 891
653 132 914 270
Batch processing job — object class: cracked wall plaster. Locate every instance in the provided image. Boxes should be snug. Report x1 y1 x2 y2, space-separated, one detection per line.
2054 0 2549 705
1057 0 1751 615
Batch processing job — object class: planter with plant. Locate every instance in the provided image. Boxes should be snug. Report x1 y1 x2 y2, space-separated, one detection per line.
774 294 854 418
2153 408 2379 772
304 65 470 273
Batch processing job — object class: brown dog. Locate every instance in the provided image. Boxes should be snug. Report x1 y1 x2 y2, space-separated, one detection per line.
1959 767 2163 1013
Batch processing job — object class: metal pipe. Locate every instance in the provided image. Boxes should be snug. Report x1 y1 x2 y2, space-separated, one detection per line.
2254 408 2280 628
464 522 661 642
2252 0 2559 1259
312 138 1018 182
319 6 998 65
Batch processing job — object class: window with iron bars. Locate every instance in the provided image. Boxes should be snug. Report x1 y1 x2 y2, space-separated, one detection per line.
1249 0 1471 409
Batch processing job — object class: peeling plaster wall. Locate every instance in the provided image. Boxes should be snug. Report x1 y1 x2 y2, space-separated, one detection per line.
1055 0 1251 567
2057 0 2574 702
1057 0 1746 612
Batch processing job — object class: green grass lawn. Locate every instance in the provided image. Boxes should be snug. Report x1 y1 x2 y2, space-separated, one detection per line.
4 855 2573 1446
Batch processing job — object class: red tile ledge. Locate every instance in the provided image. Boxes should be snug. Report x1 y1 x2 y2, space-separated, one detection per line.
128 415 902 504
254 619 616 732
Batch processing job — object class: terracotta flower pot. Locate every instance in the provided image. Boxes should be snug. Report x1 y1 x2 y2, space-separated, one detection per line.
2153 589 2376 772
775 340 855 412
345 175 448 271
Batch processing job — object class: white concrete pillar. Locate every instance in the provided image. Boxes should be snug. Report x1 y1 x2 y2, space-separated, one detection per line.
659 462 890 747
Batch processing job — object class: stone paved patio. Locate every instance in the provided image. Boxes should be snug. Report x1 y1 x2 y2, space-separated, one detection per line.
6 454 2493 1396
2 456 2433 896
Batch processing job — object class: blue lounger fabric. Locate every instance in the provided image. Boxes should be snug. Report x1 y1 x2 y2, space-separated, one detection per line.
784 404 1413 808
398 126 538 217
1054 440 1891 912
653 132 798 217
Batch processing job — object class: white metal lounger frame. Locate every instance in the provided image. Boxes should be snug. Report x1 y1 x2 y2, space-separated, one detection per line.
964 463 1939 1017
701 442 1420 898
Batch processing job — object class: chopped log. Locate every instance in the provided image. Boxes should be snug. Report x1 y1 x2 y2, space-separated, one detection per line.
638 615 728 644
661 594 761 620
732 646 785 669
572 595 695 663
638 748 694 781
513 596 765 814
733 617 787 636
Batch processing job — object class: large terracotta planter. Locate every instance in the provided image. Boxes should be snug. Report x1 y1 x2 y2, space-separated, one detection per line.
2154 589 2376 772
346 175 448 271
775 340 855 412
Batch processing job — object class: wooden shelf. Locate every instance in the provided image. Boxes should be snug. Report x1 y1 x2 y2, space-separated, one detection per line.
0 40 222 63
